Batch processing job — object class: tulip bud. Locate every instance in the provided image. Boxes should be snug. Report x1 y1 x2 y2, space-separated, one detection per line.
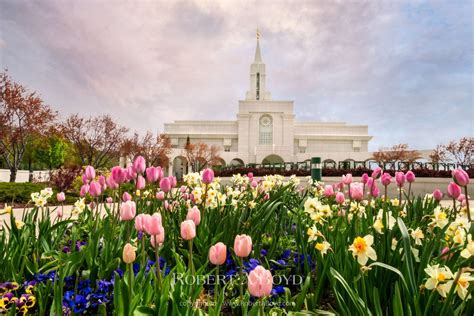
85 165 95 181
342 174 353 185
89 181 102 197
452 168 469 187
106 176 118 190
136 175 146 190
447 182 461 199
135 214 146 232
80 184 89 197
234 234 252 257
150 231 165 248
144 213 162 236
122 191 131 202
323 185 335 198
120 201 136 221
371 167 382 179
395 172 405 187
180 219 196 240
361 173 369 184
371 185 380 198
98 175 107 191
350 183 364 201
248 265 273 297
160 177 171 193
202 168 215 184
405 171 416 183
133 156 146 174
123 243 136 264
186 206 201 226
432 189 443 201
111 166 127 184
335 192 345 204
106 197 113 204
209 242 227 265
57 207 63 218
146 167 159 183
380 173 392 186
57 192 65 202
156 191 165 200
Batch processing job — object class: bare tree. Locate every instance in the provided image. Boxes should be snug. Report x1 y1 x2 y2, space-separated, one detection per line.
0 71 57 182
429 144 448 163
445 137 474 165
61 114 128 168
184 142 221 172
121 131 171 167
372 143 421 167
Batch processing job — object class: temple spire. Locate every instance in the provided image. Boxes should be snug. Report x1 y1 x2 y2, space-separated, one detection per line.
254 29 262 63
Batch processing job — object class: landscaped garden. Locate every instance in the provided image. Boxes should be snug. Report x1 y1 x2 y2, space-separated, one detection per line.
0 156 473 315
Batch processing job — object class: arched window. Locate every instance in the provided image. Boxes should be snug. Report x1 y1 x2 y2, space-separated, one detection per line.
259 115 273 145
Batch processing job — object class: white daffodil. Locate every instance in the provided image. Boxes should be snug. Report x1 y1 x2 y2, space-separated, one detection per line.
349 235 377 266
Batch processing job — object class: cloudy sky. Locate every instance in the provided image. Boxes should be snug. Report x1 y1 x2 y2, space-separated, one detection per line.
0 0 472 151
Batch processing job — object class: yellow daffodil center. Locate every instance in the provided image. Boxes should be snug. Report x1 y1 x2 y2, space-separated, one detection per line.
437 273 446 282
353 237 367 253
315 243 324 251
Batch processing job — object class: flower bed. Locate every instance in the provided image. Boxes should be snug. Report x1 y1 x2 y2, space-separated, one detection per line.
0 160 473 315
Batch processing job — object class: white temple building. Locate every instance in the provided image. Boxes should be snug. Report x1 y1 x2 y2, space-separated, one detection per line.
164 35 373 177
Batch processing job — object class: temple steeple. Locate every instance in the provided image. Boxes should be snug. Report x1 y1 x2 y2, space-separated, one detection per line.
246 29 271 101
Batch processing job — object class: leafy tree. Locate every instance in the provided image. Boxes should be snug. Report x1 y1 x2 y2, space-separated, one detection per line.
0 71 57 182
33 135 67 170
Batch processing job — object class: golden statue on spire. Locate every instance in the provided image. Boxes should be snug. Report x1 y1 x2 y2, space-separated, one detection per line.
256 28 260 41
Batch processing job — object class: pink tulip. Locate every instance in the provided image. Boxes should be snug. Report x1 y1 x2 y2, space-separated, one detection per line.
111 166 127 184
248 265 273 298
150 231 165 247
82 174 88 185
405 171 416 183
432 189 443 201
106 197 113 204
447 182 461 199
170 176 177 188
335 192 345 204
136 175 146 190
56 192 65 202
85 165 95 181
209 242 227 265
133 156 146 174
452 168 469 187
126 166 136 181
457 194 466 203
323 185 335 197
120 201 136 221
156 167 164 180
56 207 63 218
366 177 374 188
186 206 201 226
156 191 165 200
342 174 353 185
144 213 162 236
202 168 215 184
371 167 382 179
89 181 102 197
122 192 132 202
80 184 89 197
247 172 254 179
234 234 252 257
180 220 196 240
361 173 369 184
146 167 159 183
106 176 118 190
371 185 380 198
440 247 453 260
251 180 258 188
395 172 405 187
123 243 136 264
381 173 392 186
350 183 364 201
135 214 146 232
160 177 171 193
98 175 107 191
180 185 187 193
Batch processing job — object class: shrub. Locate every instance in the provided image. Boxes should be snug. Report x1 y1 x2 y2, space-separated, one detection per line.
0 182 45 205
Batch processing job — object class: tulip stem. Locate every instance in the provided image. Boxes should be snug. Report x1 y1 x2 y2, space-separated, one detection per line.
155 244 162 289
464 186 472 221
214 265 219 303
141 235 146 271
128 263 133 307
239 257 245 315
259 297 265 315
